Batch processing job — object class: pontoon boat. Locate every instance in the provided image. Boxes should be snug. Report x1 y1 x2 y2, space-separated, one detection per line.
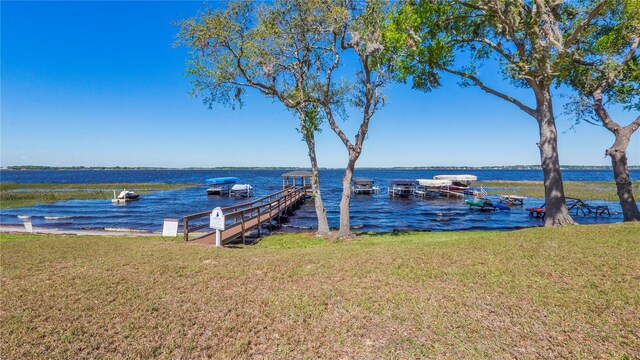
206 177 240 195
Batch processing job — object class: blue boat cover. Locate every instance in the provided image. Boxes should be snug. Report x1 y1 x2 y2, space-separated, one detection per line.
206 177 240 185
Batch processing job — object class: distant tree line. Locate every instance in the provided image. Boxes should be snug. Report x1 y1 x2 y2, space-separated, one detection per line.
4 166 164 170
5 165 639 171
178 0 639 235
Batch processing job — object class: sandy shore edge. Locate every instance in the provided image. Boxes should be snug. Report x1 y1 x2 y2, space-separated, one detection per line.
0 224 162 237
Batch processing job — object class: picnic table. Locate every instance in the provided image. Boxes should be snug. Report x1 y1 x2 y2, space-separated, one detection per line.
526 197 610 220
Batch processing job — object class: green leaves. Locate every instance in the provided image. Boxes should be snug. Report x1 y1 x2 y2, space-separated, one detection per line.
558 0 640 122
177 1 351 112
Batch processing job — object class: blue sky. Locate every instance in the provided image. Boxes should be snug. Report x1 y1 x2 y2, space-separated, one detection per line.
1 1 638 168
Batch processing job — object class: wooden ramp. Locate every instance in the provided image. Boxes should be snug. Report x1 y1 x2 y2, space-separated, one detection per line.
183 186 307 246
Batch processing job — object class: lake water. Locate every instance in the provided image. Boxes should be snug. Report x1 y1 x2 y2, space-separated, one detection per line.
1 169 638 233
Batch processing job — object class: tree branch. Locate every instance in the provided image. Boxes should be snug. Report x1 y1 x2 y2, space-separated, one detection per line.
438 65 537 117
594 37 639 95
452 38 518 65
355 53 374 151
592 89 621 133
625 115 640 134
564 0 607 49
322 103 354 151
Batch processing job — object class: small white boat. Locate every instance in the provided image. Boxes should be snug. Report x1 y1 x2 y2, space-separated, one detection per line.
112 189 140 203
229 184 254 198
352 178 380 195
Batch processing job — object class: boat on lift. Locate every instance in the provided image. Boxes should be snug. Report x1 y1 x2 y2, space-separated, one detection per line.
388 179 418 198
229 184 255 198
415 179 452 197
352 178 380 195
433 174 477 190
433 174 479 195
206 177 240 195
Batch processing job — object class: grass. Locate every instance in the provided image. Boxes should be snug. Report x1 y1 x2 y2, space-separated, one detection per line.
477 180 640 201
0 183 197 209
1 223 639 358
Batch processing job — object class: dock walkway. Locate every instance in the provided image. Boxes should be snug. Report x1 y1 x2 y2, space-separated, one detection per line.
182 186 307 245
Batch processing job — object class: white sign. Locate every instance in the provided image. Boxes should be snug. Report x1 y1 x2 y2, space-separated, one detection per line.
209 207 225 230
162 218 179 239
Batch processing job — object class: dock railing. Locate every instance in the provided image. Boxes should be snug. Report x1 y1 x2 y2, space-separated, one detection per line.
182 186 306 245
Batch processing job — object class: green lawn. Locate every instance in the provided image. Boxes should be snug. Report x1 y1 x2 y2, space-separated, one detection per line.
1 223 639 358
0 183 198 208
476 180 640 201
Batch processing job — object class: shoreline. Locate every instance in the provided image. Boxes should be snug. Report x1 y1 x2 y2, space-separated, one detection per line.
0 224 159 237
0 224 216 237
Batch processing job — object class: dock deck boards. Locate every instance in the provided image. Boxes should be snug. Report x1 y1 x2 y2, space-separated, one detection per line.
184 186 307 246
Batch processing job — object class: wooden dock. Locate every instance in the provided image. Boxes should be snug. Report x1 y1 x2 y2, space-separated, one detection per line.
182 186 308 246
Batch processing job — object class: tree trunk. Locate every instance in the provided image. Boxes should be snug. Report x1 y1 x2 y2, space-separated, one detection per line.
301 123 330 235
607 133 640 221
337 155 357 239
536 96 576 226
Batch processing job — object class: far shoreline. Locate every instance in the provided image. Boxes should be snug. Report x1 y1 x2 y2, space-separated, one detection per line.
2 165 639 171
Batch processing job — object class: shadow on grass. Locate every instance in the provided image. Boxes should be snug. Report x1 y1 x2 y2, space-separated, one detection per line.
360 229 432 237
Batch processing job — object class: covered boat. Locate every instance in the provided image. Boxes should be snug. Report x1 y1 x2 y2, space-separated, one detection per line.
206 177 240 195
433 174 477 188
352 178 380 195
415 179 450 198
388 179 418 197
417 179 453 187
433 174 478 195
229 184 254 198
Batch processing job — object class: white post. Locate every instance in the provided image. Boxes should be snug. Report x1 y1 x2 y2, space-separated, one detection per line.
22 216 33 233
215 229 221 247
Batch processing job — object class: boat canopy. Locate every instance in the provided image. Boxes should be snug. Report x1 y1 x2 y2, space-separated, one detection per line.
281 170 312 178
389 179 419 186
433 174 477 182
353 177 375 185
417 179 453 187
206 177 240 185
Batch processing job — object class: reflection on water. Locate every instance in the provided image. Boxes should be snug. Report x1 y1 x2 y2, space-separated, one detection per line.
0 169 634 233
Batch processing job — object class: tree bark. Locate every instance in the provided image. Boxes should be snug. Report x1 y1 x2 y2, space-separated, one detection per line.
300 120 330 235
337 154 357 239
592 93 640 222
607 132 640 221
536 93 576 226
